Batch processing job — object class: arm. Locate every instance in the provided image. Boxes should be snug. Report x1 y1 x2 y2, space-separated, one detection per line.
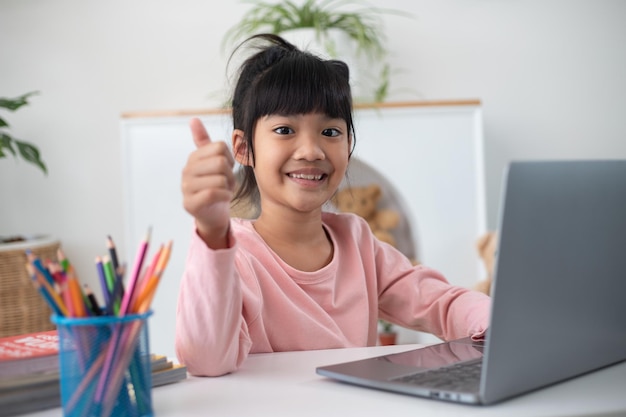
175 118 251 376
181 117 234 249
174 230 252 376
375 243 491 342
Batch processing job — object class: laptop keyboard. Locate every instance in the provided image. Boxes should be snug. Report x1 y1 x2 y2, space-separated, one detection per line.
392 359 482 392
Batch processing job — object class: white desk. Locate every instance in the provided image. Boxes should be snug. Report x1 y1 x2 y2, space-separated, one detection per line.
24 344 626 417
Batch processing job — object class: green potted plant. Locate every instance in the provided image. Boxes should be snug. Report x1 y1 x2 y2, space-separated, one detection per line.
222 0 406 102
1 90 48 245
223 0 395 58
0 90 57 338
0 91 47 176
378 319 397 345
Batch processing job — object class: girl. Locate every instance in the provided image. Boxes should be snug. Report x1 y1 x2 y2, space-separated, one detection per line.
175 34 490 377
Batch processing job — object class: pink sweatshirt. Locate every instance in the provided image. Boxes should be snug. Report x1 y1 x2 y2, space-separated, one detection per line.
175 212 491 377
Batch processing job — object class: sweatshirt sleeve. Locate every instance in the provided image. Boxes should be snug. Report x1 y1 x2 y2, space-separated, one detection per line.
375 243 491 342
174 228 252 376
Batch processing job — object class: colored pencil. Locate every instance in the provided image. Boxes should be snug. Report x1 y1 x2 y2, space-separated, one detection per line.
101 255 116 295
46 261 73 315
102 256 121 314
111 273 125 313
66 266 87 318
46 260 67 285
26 263 69 316
106 235 120 275
26 265 65 316
119 228 151 315
131 244 163 311
95 256 113 315
61 280 76 317
106 235 126 300
83 284 103 316
56 248 71 274
134 240 172 313
26 250 55 287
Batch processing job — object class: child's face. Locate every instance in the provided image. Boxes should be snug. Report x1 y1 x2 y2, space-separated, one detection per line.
251 112 350 215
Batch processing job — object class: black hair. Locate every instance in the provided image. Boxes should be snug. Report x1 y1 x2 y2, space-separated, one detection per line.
228 33 355 209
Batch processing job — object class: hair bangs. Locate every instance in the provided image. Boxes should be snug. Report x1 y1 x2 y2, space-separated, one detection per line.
251 53 353 122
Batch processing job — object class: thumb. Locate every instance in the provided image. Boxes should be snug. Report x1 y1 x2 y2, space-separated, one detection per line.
189 117 211 148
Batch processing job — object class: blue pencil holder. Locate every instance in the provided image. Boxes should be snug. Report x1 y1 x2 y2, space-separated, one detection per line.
52 311 153 417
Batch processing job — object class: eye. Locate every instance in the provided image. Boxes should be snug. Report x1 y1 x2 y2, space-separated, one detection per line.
322 128 341 137
273 126 294 135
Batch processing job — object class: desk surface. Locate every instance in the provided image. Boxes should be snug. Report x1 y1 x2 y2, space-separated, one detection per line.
25 344 626 417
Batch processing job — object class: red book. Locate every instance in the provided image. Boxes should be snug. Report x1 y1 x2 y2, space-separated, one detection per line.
0 330 59 378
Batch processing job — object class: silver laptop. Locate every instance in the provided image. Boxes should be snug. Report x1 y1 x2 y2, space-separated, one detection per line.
316 160 626 405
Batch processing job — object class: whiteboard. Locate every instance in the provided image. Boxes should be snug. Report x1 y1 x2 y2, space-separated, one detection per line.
120 101 487 356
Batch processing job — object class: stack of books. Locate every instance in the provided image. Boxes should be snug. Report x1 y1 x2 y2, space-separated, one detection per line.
149 354 189 387
0 329 188 416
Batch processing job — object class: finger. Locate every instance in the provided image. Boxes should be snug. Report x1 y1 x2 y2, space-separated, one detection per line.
189 117 211 148
184 144 235 180
182 170 235 196
187 188 233 210
183 188 233 223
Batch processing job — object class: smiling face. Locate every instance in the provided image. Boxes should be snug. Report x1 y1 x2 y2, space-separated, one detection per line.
229 36 355 211
235 112 350 216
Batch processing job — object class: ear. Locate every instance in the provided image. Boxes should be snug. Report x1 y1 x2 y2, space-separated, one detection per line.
232 129 251 166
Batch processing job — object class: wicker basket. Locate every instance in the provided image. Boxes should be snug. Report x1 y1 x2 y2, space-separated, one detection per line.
0 237 60 338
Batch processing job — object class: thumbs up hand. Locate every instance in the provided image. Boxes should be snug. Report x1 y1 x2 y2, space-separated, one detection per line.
181 117 235 249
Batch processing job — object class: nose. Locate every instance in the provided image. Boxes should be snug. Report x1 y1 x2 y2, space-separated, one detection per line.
293 133 325 161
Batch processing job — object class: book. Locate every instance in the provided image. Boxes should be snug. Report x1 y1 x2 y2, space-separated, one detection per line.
151 362 189 387
0 330 59 378
2 393 61 417
149 353 170 372
0 368 58 391
0 354 187 416
0 329 178 381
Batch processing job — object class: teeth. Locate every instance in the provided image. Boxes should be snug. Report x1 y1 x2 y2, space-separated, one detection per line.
290 173 323 180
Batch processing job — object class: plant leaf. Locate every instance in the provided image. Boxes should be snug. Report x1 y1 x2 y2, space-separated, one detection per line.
0 132 17 156
14 139 47 174
0 91 40 112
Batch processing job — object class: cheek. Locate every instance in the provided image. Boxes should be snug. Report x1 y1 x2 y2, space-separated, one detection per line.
253 148 284 176
334 146 350 171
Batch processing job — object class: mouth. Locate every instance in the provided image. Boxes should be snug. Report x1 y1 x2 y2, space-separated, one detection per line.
287 172 327 181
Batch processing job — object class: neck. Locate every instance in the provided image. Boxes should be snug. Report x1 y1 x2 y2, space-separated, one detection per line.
252 206 333 272
254 208 326 245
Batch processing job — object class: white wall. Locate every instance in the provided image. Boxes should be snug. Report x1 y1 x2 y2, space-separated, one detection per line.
2 0 625 351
